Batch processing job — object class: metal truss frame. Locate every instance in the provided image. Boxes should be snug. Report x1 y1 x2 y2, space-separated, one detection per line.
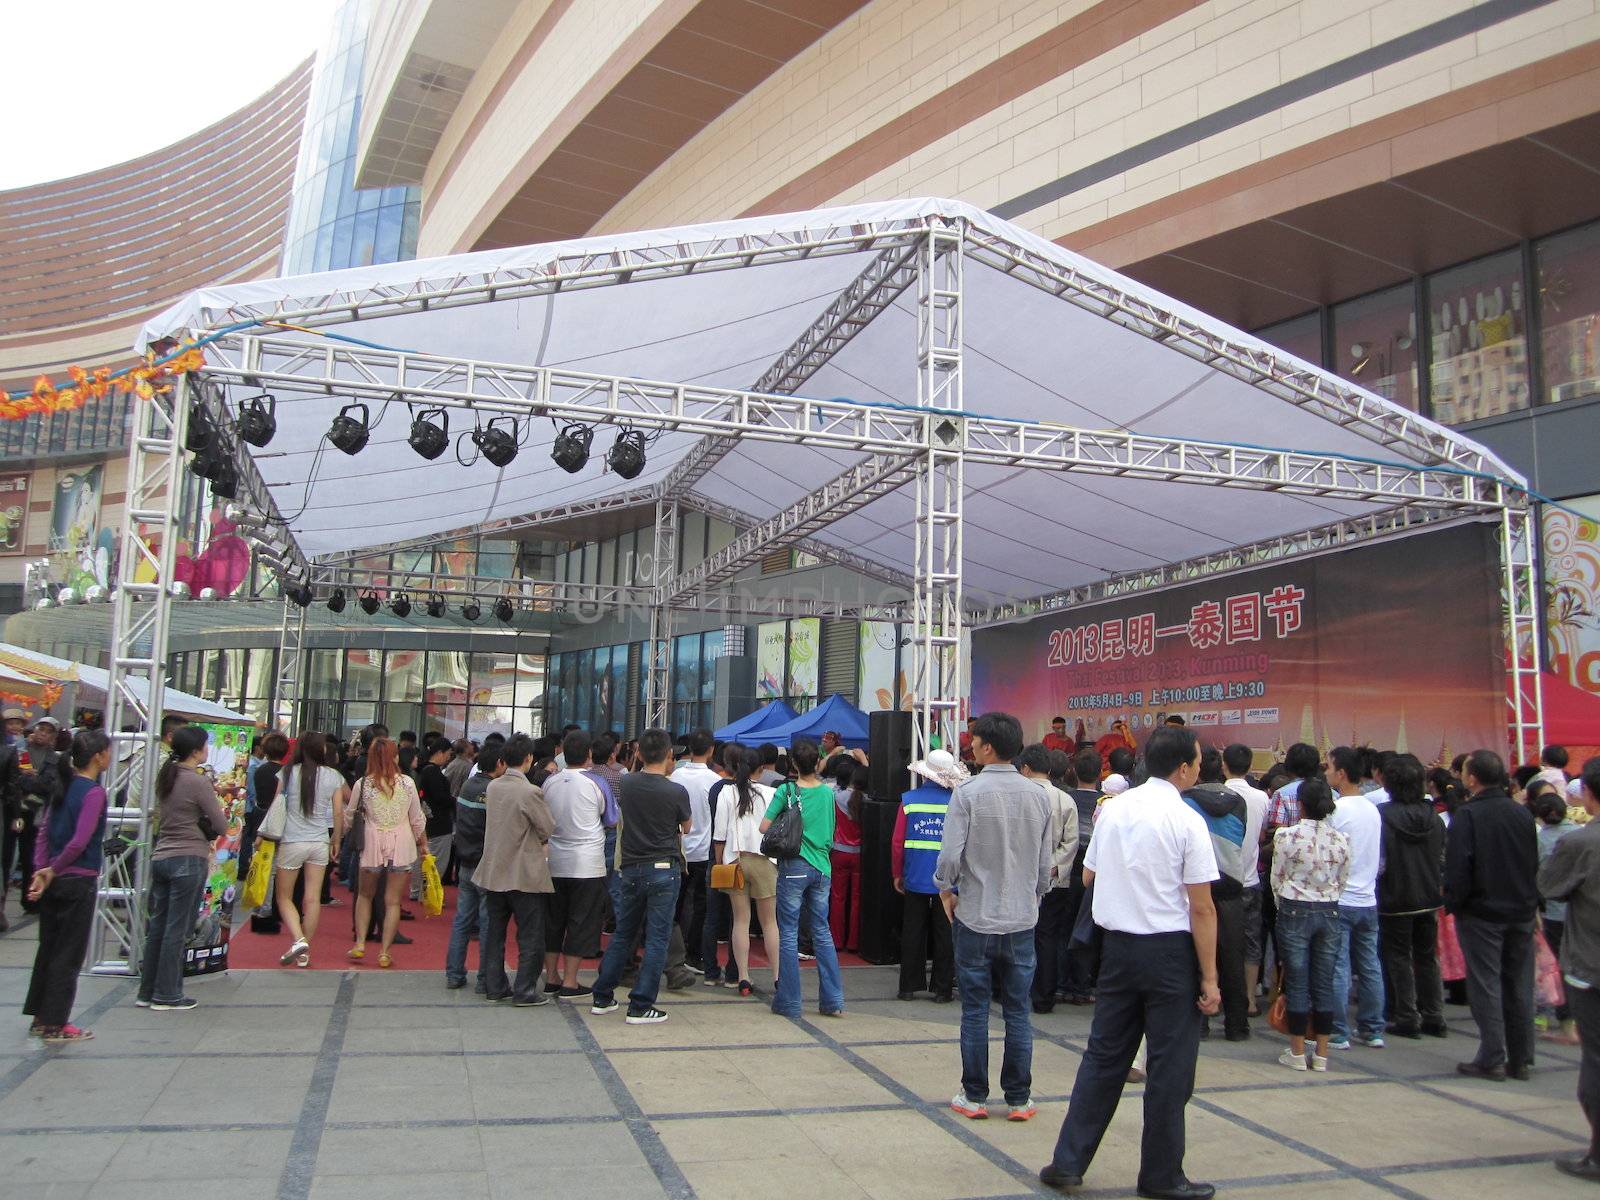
646 499 678 729
93 376 191 974
274 600 308 732
976 503 1488 626
1502 496 1545 759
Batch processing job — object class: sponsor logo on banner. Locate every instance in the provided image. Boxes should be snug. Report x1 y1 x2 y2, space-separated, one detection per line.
1244 707 1279 725
1221 709 1242 724
1189 711 1220 727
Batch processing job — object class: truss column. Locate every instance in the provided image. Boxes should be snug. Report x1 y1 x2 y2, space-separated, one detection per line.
93 374 191 974
1500 494 1544 762
912 224 965 760
645 499 679 730
274 598 308 732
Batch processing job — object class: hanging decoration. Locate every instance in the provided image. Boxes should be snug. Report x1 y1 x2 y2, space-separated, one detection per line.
0 348 206 423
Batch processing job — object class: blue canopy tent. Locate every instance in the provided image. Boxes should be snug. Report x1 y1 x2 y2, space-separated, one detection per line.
732 693 872 749
713 699 799 743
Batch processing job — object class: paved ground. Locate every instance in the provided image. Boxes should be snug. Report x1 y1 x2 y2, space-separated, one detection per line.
0 911 1590 1200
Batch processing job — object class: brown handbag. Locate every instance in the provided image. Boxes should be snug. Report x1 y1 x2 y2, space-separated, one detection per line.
1265 964 1290 1035
710 861 745 891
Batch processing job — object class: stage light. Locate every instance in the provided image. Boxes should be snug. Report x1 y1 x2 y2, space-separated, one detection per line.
472 417 518 468
493 596 514 623
286 579 314 608
185 402 213 453
390 592 412 618
237 394 277 447
223 503 269 531
461 599 481 622
328 402 370 456
208 458 239 500
606 429 648 480
326 587 346 614
408 408 449 460
358 591 380 615
425 593 445 618
551 424 593 473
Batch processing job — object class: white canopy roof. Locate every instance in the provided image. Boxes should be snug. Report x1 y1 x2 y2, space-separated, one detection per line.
142 199 1517 608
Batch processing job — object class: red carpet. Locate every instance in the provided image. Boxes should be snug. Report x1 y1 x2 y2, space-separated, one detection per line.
227 885 876 971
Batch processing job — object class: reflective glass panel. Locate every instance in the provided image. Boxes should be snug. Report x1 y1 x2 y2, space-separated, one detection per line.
1537 222 1600 406
1427 251 1530 424
1331 284 1420 412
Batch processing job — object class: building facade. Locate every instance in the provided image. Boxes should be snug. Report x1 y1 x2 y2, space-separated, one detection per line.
6 0 1600 737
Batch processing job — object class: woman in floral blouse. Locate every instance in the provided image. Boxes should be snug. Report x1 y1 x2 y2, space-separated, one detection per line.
1270 776 1351 1072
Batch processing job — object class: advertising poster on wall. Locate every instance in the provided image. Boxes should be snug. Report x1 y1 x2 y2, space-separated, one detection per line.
185 722 252 976
0 472 30 555
786 618 820 699
756 621 786 698
859 622 908 711
972 525 1505 764
1545 495 1600 698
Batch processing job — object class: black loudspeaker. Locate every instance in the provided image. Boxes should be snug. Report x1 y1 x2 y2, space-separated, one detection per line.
868 710 913 802
857 797 903 965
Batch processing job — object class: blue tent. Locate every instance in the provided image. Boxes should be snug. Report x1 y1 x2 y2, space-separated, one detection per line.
713 699 799 743
731 693 871 749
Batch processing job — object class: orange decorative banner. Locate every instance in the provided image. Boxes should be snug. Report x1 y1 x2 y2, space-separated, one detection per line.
0 348 205 422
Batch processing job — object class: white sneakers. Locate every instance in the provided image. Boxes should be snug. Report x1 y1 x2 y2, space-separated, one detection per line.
1280 1047 1330 1072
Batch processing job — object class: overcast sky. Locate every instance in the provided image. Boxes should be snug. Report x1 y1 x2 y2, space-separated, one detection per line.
1 0 340 189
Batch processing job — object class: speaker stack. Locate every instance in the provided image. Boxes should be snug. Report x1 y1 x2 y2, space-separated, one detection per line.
859 710 914 965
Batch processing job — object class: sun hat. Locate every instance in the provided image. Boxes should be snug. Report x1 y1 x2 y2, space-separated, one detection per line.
909 748 970 790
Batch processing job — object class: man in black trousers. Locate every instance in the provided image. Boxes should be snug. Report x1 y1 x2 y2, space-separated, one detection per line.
1446 748 1539 1081
1041 726 1221 1200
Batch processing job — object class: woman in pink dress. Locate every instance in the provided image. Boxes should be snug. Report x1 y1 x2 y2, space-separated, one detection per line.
339 738 426 968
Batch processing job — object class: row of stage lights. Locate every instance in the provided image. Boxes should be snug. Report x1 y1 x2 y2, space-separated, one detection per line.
185 383 651 486
286 583 517 624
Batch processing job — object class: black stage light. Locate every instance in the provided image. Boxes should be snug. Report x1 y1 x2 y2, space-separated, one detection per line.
328 402 370 455
208 457 239 500
390 592 412 618
237 394 277 448
493 596 514 623
358 590 381 615
191 446 226 481
286 579 315 608
550 424 593 473
425 593 445 618
472 417 518 468
606 429 647 480
185 402 213 453
408 408 449 460
326 587 346 614
461 599 481 622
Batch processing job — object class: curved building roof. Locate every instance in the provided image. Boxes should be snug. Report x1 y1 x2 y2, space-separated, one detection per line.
0 62 312 390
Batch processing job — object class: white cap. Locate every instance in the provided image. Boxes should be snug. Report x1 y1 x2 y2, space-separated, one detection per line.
1102 773 1129 795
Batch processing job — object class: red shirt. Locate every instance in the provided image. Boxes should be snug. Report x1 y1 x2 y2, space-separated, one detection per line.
1042 733 1073 754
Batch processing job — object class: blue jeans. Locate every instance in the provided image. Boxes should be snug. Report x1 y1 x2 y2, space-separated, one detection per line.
1331 903 1385 1039
952 919 1036 1105
773 858 843 1017
592 862 680 1015
138 855 208 1004
1275 899 1340 1037
445 864 488 987
603 826 621 917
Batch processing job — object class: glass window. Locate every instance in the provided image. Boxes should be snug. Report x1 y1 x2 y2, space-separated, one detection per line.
1253 312 1322 366
700 629 724 705
674 635 699 708
306 650 342 699
1331 283 1420 411
607 650 627 735
1427 251 1529 424
330 216 355 269
466 705 511 742
344 649 381 701
383 650 425 703
575 650 594 728
1536 223 1600 406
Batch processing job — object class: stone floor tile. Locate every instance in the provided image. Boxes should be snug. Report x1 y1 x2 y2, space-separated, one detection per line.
488 1163 669 1199
147 1053 316 1125
1398 1159 1600 1198
476 1120 642 1170
732 1045 902 1110
103 1127 294 1178
308 1170 491 1200
617 1048 777 1116
316 1124 483 1174
0 1056 182 1127
676 1158 872 1199
653 1112 828 1164
466 1050 615 1120
326 1053 475 1124
0 1131 126 1182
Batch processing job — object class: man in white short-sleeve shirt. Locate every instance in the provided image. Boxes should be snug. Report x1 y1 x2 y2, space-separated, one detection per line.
1044 728 1221 1200
1329 746 1386 1048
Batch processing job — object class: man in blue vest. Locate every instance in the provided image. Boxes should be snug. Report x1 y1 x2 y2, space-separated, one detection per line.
893 748 968 1002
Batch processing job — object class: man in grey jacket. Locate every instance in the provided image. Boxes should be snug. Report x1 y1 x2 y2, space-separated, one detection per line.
935 712 1054 1123
475 735 555 1007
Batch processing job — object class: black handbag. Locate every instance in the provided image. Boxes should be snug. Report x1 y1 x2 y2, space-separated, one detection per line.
759 782 805 860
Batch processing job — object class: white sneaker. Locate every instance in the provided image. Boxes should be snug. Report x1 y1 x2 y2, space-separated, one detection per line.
1278 1048 1308 1072
590 1000 619 1015
626 1007 669 1024
279 938 310 965
1309 1054 1329 1072
950 1092 988 1119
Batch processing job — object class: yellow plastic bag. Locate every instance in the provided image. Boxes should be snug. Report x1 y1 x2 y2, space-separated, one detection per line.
242 839 275 910
420 853 443 917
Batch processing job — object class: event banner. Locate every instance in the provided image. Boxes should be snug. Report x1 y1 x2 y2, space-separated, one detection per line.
972 524 1505 763
184 722 251 976
0 472 29 555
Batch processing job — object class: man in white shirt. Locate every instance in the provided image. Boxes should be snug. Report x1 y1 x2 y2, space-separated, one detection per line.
1222 744 1270 1015
670 730 722 979
1328 745 1387 1050
1042 727 1220 1200
540 731 609 997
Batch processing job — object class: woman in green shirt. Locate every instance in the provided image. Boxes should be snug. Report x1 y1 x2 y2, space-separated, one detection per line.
761 739 843 1017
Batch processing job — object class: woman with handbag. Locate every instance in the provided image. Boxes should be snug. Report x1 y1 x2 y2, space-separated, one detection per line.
712 746 779 997
23 729 112 1042
1269 777 1351 1072
340 737 427 968
269 731 348 968
138 726 226 1011
760 739 844 1019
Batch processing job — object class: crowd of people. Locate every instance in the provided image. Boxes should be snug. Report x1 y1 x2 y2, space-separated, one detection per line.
6 703 1599 1192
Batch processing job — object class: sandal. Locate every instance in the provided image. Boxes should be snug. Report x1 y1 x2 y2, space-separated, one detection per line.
378 953 392 969
347 946 365 961
42 1024 94 1043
